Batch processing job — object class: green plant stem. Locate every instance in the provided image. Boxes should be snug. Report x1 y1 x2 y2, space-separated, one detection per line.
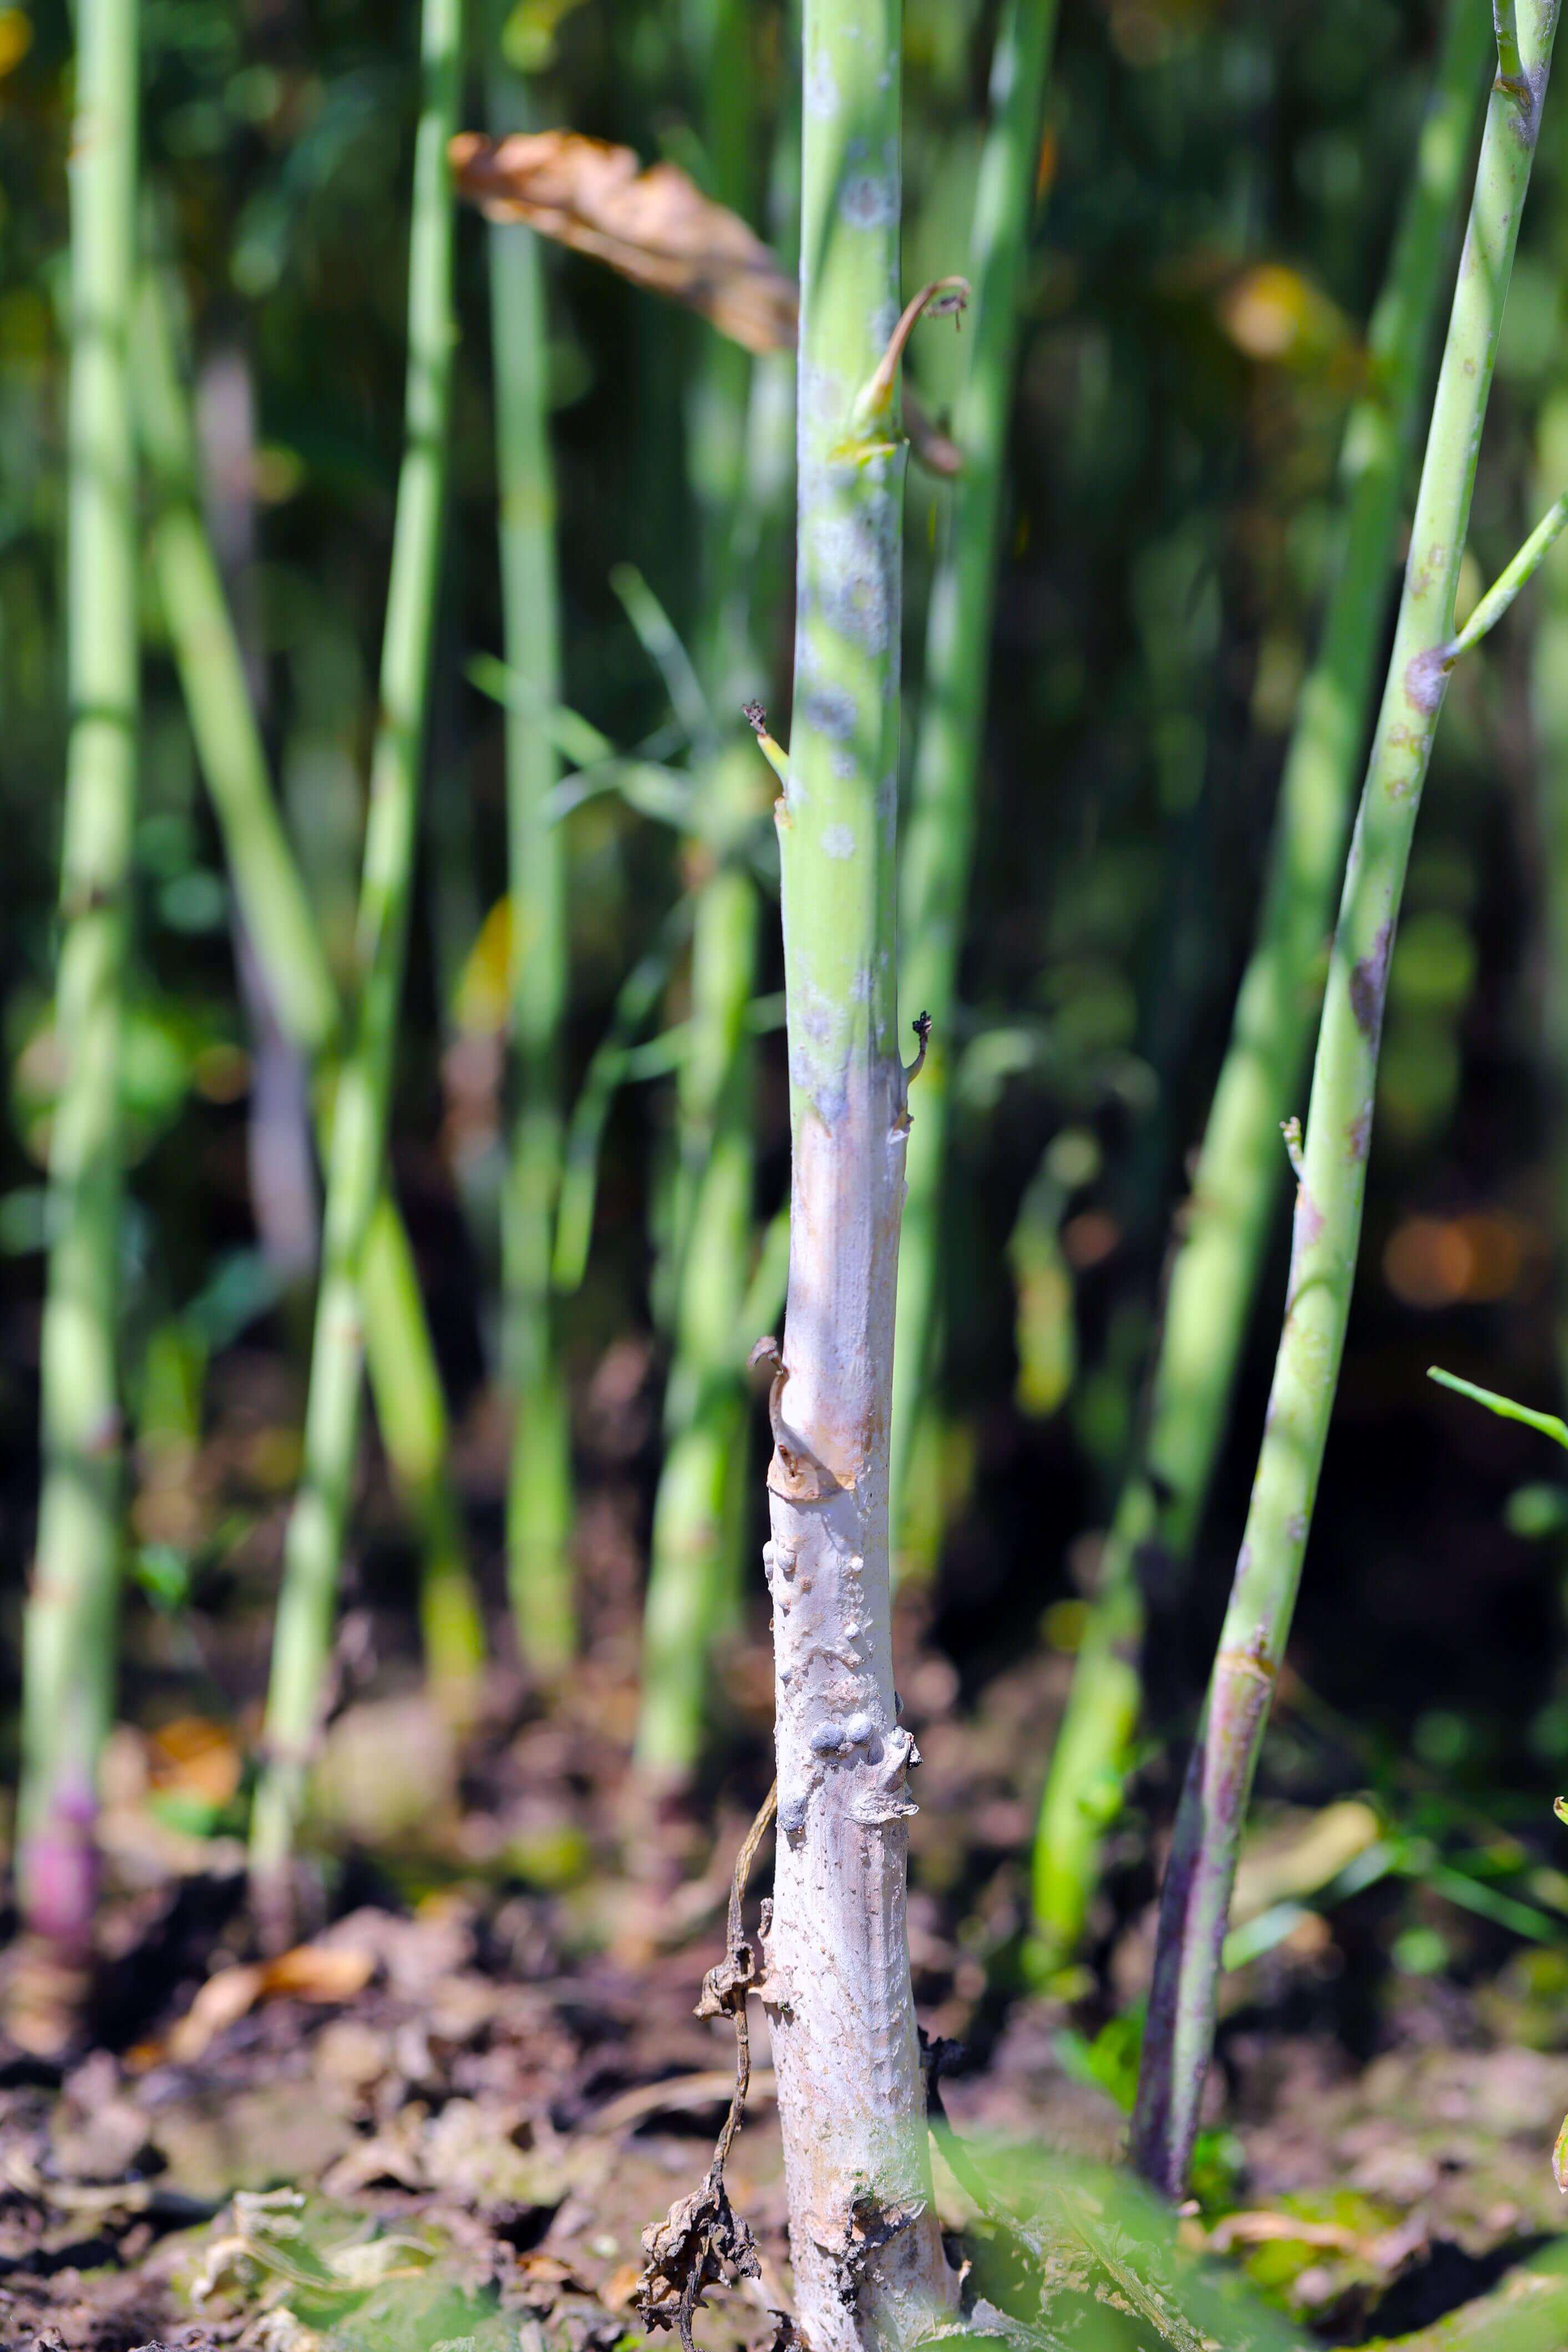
1449 486 1568 652
636 770 762 1780
890 0 1058 1578
1532 391 1568 1396
488 73 575 1671
1428 1363 1568 1444
18 0 140 1958
1032 0 1490 1966
250 0 465 1892
635 3 794 1782
759 2 958 2341
133 267 485 1710
1131 0 1560 2201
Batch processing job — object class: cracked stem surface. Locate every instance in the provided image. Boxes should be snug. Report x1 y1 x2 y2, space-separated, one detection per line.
763 0 958 2345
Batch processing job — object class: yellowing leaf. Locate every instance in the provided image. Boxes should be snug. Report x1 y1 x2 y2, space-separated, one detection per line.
0 10 32 80
147 1715 242 1806
501 0 590 73
453 895 513 1035
1217 262 1350 369
449 130 798 354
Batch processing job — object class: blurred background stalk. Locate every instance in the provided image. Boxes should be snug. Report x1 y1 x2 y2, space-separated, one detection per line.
487 65 575 1673
1032 0 1490 1970
1131 0 1558 2197
134 265 486 1714
1532 388 1568 1399
633 0 795 1787
890 0 1059 1579
250 0 465 1902
18 0 140 1965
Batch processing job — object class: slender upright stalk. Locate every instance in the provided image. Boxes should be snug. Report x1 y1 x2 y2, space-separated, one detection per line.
18 0 140 1956
758 4 957 2343
890 0 1059 1563
250 0 465 1890
1531 391 1568 1398
635 1 791 1783
488 75 575 1670
1033 0 1489 1964
636 752 763 1780
1131 0 1560 2199
133 268 485 1709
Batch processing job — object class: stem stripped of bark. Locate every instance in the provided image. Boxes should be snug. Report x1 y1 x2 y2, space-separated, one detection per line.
1131 0 1561 2202
758 7 958 2346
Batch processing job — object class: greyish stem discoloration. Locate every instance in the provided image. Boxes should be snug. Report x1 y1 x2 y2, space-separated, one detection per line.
761 1069 955 2352
762 0 962 2337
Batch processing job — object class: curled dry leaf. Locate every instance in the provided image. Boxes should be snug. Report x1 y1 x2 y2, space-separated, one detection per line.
635 2168 759 2352
169 1941 375 2064
449 131 798 356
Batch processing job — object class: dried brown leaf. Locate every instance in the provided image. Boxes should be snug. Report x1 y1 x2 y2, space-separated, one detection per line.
168 1942 375 2062
260 1942 375 2004
168 1962 266 2062
449 130 798 355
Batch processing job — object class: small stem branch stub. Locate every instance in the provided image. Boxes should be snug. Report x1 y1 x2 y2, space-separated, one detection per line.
852 276 971 435
1450 488 1568 659
743 700 790 784
907 1010 932 1084
1280 1116 1305 1180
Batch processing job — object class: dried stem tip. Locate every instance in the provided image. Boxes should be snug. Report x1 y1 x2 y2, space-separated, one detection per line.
854 276 972 432
741 702 790 784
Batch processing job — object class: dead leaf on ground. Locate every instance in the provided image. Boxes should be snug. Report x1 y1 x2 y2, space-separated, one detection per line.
449 130 798 354
169 1940 376 2062
147 1715 243 1806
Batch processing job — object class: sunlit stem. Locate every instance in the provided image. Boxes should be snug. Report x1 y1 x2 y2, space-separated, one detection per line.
1448 489 1568 657
1427 1363 1568 1447
1132 0 1560 2201
757 0 963 2341
1532 394 1568 1401
1031 0 1490 1968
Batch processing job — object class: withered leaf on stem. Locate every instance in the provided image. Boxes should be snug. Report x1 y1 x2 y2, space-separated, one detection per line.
449 131 798 356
